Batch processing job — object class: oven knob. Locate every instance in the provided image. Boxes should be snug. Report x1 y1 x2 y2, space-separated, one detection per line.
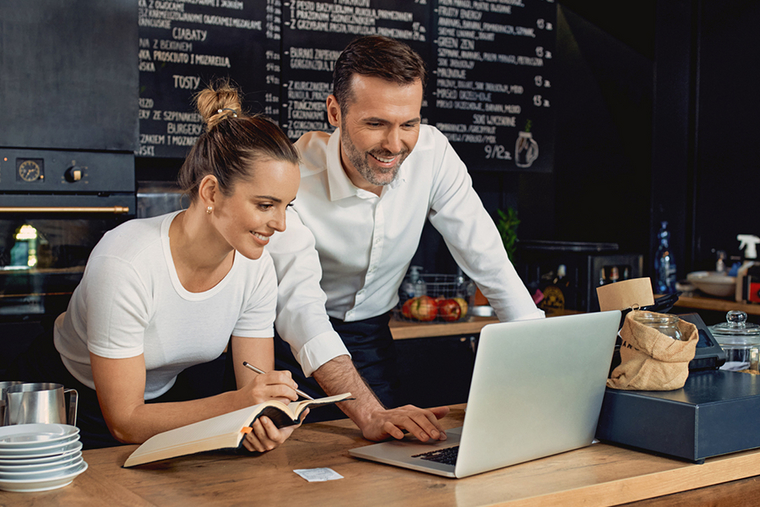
64 166 82 182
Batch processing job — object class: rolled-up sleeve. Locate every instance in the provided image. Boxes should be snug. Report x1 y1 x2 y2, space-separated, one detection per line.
268 207 350 377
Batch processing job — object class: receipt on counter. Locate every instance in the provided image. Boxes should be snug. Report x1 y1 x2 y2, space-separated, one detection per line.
293 468 344 482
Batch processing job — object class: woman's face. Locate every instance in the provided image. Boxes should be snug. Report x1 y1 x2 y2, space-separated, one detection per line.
212 158 300 260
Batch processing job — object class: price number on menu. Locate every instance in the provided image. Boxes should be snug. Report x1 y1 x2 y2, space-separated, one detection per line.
484 145 511 160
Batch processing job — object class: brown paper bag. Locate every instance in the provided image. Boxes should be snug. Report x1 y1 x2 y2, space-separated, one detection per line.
607 312 698 391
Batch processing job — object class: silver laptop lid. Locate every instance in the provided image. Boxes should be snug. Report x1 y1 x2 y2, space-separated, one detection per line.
455 310 621 478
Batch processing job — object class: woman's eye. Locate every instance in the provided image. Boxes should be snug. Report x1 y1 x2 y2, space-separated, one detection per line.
258 203 273 210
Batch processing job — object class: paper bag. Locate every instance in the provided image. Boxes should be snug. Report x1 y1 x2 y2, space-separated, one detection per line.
597 278 655 312
607 312 698 391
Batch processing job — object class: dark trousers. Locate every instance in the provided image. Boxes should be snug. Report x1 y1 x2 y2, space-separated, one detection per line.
274 311 401 423
8 323 230 449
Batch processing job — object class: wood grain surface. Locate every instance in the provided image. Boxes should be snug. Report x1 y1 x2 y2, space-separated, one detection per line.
3 405 760 506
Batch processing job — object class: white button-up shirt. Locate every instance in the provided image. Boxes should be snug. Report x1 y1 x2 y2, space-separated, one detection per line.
268 124 543 376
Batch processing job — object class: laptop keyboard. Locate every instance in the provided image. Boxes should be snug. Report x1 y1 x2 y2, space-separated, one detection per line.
412 446 459 465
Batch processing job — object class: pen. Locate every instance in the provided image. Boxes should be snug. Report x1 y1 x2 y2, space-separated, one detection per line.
242 361 315 401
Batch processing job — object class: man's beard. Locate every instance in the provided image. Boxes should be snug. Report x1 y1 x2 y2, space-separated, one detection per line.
340 121 408 187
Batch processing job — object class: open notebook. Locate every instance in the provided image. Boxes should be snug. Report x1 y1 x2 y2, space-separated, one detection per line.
349 310 621 478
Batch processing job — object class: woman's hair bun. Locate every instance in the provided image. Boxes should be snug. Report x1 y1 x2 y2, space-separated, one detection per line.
195 79 244 130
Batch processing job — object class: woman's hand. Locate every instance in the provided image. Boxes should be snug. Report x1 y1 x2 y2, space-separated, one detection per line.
243 369 300 406
242 408 309 453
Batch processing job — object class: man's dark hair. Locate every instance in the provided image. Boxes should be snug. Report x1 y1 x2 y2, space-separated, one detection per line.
332 35 427 110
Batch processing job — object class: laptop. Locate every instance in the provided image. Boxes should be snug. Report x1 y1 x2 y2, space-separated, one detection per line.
349 310 622 478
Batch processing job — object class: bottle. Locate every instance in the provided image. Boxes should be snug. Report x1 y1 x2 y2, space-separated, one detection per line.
539 264 567 312
598 267 607 287
735 235 760 303
654 221 677 294
400 265 427 300
716 250 727 274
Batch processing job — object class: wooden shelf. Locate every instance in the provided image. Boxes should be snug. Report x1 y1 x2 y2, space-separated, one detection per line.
389 309 580 340
389 315 499 340
674 295 760 316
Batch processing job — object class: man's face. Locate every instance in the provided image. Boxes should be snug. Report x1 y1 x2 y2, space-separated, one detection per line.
326 75 423 192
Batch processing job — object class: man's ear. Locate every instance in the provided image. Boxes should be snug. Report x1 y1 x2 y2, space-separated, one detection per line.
198 174 219 208
326 94 341 128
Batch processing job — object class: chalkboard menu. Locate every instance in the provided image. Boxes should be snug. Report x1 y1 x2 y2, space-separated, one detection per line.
137 0 279 158
137 0 555 172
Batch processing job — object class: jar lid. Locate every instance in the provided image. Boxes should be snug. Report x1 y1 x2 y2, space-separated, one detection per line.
710 311 760 345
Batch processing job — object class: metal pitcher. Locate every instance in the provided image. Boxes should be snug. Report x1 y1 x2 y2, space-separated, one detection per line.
0 381 23 426
5 382 78 426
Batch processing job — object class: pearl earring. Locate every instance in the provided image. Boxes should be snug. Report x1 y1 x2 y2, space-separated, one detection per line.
206 206 213 214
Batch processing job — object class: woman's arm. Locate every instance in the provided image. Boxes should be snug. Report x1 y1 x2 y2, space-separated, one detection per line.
91 336 299 446
230 336 304 452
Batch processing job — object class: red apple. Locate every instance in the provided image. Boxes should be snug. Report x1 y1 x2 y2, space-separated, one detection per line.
401 298 414 319
410 295 438 321
438 298 462 321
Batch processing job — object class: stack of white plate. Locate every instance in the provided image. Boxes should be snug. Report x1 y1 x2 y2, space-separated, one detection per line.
0 423 87 492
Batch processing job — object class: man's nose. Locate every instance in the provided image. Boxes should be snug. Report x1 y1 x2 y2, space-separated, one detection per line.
382 127 403 154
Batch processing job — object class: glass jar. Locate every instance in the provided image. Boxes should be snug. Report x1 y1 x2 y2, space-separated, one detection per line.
632 311 683 340
710 311 760 372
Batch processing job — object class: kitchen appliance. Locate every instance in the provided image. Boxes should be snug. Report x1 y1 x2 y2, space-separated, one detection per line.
0 1 138 376
515 240 643 312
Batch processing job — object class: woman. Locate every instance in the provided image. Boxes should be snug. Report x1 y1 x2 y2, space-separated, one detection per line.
14 82 303 452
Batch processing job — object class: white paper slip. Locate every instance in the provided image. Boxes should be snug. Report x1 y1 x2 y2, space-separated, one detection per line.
293 468 344 482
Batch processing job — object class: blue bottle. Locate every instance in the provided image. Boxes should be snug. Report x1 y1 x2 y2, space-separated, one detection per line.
654 221 677 294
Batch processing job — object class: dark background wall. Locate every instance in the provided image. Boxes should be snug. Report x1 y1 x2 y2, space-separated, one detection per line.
128 0 755 291
418 0 757 296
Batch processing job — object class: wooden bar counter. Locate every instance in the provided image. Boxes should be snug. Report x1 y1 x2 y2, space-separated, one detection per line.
4 405 760 506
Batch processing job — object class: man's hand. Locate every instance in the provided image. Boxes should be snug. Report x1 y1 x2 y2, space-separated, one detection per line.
312 355 450 442
361 405 450 442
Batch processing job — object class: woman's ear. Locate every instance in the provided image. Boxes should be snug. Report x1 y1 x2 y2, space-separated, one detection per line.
198 174 219 209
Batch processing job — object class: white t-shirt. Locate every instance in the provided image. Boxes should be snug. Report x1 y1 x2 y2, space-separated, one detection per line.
55 211 277 400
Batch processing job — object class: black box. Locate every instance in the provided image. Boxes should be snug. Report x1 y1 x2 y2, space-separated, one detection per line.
596 370 760 463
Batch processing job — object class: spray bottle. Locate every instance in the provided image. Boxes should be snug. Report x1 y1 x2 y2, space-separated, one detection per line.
735 234 760 302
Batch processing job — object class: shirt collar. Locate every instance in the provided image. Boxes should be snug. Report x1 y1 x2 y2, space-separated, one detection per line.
326 128 407 201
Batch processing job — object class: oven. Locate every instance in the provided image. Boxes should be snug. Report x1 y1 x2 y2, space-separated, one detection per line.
0 150 135 317
0 0 138 376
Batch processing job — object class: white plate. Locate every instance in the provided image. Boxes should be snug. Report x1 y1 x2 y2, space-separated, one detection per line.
0 440 82 465
0 424 79 447
0 460 87 492
0 456 83 480
0 451 81 473
0 439 82 458
0 442 82 465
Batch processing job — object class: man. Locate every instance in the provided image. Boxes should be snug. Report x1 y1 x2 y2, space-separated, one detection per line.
267 35 543 443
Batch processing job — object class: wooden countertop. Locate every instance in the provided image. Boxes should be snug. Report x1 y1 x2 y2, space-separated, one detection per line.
674 295 760 316
389 309 579 340
389 315 499 339
6 405 760 506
